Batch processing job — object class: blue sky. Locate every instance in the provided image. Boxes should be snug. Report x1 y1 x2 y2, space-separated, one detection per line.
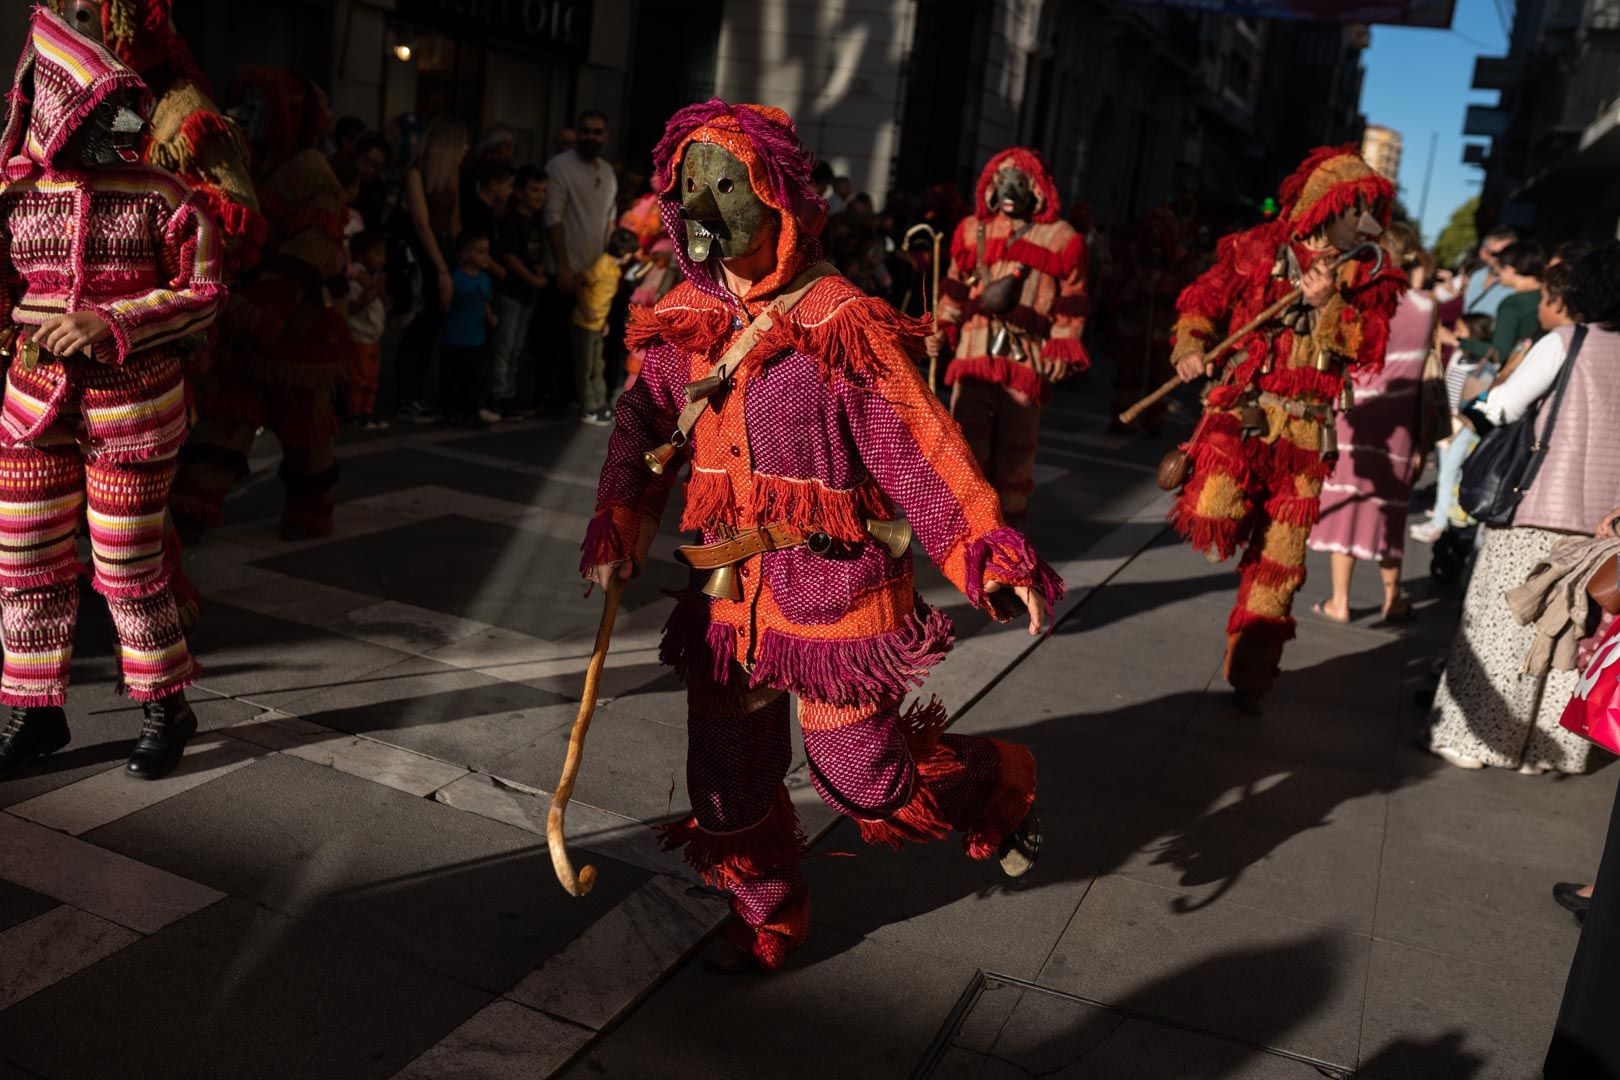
1360 0 1509 243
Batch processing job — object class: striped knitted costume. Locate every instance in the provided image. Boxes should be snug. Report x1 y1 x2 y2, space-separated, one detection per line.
583 101 1061 971
51 0 266 626
0 9 222 704
937 148 1087 526
170 69 345 540
1168 147 1405 696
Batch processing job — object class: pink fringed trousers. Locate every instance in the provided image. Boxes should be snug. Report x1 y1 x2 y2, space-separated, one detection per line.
0 438 197 705
658 673 1037 970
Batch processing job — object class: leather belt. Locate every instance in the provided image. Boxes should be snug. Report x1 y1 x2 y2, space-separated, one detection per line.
676 523 829 570
1255 391 1332 421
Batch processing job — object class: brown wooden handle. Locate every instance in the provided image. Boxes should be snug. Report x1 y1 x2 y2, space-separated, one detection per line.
548 577 624 897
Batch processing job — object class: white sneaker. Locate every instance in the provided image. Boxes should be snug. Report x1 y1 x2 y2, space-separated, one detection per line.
1517 762 1552 776
476 407 502 425
1434 745 1485 770
1409 519 1445 544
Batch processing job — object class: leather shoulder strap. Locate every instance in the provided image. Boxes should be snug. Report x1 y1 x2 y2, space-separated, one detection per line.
669 262 837 445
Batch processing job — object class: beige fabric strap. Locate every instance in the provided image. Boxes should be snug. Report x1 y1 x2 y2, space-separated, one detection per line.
669 262 837 445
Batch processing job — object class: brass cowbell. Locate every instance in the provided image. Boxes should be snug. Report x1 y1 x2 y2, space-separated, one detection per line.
864 518 913 558
644 442 679 475
701 563 743 601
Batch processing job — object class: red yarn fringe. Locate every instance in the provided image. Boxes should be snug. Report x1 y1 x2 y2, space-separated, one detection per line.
1265 493 1322 528
579 510 628 576
627 292 731 354
656 785 806 889
679 469 735 533
965 739 1038 860
1226 607 1298 639
857 697 965 849
944 354 1047 402
1248 556 1307 590
1042 336 1089 369
728 888 810 972
1006 232 1084 279
788 289 931 380
1169 503 1244 562
750 473 889 543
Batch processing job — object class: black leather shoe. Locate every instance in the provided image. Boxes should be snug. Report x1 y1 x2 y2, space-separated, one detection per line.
125 695 198 780
1554 881 1593 916
0 705 70 780
999 805 1042 878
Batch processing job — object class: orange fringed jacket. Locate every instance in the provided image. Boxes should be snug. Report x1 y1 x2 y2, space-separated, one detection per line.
581 274 1063 708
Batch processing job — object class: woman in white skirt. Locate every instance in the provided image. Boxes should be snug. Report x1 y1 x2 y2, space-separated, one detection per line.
1428 246 1620 774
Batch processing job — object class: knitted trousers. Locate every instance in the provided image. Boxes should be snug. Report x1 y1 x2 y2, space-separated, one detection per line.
952 378 1041 527
0 442 197 705
659 677 1037 970
1172 405 1330 696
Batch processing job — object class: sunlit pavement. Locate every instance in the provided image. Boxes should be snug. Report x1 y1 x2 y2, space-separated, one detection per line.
0 366 1600 1080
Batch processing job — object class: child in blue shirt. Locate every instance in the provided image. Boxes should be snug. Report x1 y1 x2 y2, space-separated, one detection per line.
440 229 497 425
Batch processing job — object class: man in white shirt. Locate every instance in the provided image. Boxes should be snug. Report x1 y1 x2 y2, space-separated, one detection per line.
545 110 618 296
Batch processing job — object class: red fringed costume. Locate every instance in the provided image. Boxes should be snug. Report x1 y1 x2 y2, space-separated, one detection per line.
937 148 1087 526
583 101 1060 970
170 69 347 541
1168 147 1405 696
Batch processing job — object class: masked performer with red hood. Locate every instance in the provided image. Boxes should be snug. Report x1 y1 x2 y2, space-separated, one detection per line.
582 101 1061 970
170 69 346 541
928 148 1087 527
1168 147 1403 709
0 8 223 781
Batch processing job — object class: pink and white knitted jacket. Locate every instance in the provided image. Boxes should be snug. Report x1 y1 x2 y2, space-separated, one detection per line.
0 8 223 458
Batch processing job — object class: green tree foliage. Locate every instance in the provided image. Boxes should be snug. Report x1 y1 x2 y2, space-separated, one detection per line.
1433 197 1480 268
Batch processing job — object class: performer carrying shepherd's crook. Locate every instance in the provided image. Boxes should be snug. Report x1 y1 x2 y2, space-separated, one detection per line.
928 147 1087 527
580 100 1061 971
1161 147 1404 711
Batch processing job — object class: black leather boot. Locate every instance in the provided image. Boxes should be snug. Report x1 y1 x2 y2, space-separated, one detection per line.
125 694 198 780
0 705 70 780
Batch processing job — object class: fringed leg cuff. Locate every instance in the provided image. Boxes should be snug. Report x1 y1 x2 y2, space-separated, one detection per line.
964 739 1038 860
655 784 806 890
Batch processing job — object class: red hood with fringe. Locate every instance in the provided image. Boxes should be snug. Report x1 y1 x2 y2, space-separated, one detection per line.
1279 145 1395 242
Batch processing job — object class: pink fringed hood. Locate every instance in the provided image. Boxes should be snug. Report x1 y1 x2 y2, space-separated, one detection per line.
0 6 150 181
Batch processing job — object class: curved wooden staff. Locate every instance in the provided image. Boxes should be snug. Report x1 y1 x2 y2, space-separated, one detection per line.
905 222 945 391
1118 241 1386 426
548 576 624 897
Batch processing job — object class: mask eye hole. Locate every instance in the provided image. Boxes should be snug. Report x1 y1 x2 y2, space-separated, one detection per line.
717 177 734 195
685 177 695 193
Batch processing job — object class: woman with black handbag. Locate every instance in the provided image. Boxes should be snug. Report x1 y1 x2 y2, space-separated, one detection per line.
1425 243 1620 774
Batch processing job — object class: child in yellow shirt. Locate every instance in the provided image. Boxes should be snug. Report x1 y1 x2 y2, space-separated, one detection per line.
573 227 640 425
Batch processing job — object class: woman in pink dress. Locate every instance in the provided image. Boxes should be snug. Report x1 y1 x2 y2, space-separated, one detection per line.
1309 223 1435 623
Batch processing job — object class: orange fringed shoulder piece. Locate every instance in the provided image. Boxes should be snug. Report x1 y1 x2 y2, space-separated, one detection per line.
626 281 732 354
785 276 932 380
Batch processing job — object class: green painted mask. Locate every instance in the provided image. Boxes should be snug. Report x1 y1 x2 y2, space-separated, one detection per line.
679 142 775 264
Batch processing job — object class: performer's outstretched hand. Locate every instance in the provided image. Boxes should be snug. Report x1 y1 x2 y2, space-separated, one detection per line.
36 310 111 357
1175 349 1213 384
986 579 1050 636
588 560 633 592
925 332 945 359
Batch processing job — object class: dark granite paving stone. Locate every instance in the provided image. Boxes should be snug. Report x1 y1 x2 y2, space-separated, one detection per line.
1358 939 1557 1080
83 754 649 993
250 514 687 641
488 710 714 823
185 601 417 703
804 788 1134 978
1042 1015 1329 1079
1392 738 1620 821
0 690 260 810
439 424 619 471
1102 792 1384 935
597 669 688 729
561 926 977 1080
1149 731 1393 831
252 655 578 771
0 897 490 1080
1039 875 1371 1067
0 879 57 934
1185 693 1402 774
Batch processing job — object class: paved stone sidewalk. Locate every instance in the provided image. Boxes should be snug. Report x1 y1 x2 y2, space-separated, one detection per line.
565 492 1612 1078
0 371 1186 1079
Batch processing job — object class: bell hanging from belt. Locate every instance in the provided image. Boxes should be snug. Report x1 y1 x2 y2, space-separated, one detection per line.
1007 331 1028 364
700 563 743 601
644 442 679 475
1338 378 1355 412
1312 346 1337 374
1319 420 1339 458
865 518 913 558
989 324 1011 358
